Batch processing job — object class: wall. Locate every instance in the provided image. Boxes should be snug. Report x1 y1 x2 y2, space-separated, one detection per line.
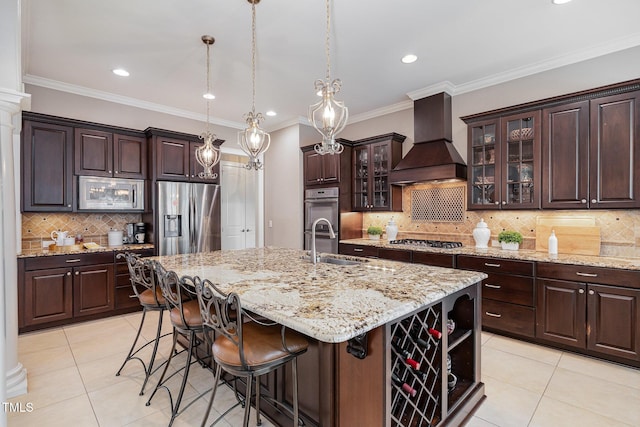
263 124 304 249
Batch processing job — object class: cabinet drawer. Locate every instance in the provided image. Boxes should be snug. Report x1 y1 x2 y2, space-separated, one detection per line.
483 273 534 306
412 251 455 268
537 262 640 289
115 286 140 310
339 243 378 257
24 252 114 271
482 299 535 338
378 248 411 262
458 255 534 276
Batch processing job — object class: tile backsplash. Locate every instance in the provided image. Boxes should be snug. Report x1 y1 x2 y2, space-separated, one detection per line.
21 213 142 250
362 182 640 258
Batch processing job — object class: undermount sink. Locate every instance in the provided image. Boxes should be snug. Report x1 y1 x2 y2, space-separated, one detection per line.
317 257 362 266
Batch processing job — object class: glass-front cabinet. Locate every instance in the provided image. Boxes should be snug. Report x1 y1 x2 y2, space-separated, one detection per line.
352 133 404 211
467 112 540 210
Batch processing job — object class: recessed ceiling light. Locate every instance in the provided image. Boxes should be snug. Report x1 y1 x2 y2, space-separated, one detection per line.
552 0 572 4
266 111 277 117
112 68 130 77
203 92 215 100
401 54 418 64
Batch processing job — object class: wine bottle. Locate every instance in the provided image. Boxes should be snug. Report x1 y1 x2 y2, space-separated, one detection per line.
391 340 421 370
428 327 442 340
392 373 417 397
408 327 431 350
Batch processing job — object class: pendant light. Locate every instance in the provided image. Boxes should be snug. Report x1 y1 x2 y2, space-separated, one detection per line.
196 35 221 179
309 0 348 155
238 0 271 170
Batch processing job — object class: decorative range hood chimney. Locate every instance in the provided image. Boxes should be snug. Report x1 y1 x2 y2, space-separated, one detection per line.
389 92 467 185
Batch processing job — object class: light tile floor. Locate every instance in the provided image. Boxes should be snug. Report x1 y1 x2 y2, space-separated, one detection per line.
8 312 640 426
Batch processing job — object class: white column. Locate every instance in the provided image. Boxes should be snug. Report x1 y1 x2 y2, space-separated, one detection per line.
0 3 31 425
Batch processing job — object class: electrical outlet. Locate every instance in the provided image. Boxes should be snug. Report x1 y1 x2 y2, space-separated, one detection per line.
268 220 273 228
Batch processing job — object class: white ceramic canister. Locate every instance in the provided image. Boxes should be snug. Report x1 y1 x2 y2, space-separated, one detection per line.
107 230 124 247
386 217 398 241
472 218 491 249
51 230 69 246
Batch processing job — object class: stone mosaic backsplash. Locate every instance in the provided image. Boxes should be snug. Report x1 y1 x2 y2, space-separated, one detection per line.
362 182 640 258
21 213 142 250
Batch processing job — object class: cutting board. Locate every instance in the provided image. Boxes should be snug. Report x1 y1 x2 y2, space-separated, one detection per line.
535 216 601 256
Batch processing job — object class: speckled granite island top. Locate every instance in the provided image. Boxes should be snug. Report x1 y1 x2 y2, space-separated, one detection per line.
151 247 487 343
18 243 155 258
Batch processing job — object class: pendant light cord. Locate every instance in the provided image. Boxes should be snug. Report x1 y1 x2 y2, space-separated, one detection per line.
251 1 257 114
325 0 331 81
205 41 212 133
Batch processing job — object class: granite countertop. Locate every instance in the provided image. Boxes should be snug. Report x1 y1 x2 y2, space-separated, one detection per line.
151 247 487 343
341 238 640 271
18 243 155 258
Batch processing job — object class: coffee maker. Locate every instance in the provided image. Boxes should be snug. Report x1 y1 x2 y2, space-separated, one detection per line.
125 223 136 244
134 223 146 244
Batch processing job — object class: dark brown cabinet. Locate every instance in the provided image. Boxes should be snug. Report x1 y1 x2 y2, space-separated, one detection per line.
352 133 404 211
536 263 640 363
19 252 120 331
338 242 379 258
74 128 148 179
457 255 535 338
467 111 540 210
589 91 640 208
148 129 222 183
303 150 340 186
114 248 154 309
22 120 74 212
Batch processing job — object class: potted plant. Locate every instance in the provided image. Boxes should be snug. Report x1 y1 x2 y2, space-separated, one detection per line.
498 230 523 251
367 226 383 240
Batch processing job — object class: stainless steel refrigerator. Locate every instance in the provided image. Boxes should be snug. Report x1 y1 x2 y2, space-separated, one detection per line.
156 181 221 256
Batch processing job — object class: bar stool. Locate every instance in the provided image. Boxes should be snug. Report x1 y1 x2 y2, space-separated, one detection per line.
194 277 309 427
115 252 171 395
145 262 211 427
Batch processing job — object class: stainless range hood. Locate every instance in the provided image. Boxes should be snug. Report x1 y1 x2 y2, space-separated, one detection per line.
389 92 467 185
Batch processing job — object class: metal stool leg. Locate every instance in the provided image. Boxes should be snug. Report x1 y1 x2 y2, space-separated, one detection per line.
139 308 165 395
243 375 253 427
292 358 299 427
256 376 261 426
168 330 197 426
200 364 222 427
146 328 178 407
116 308 148 376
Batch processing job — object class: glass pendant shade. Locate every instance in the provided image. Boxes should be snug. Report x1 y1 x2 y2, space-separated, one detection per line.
238 0 270 170
309 78 348 155
238 111 271 170
196 131 221 178
197 35 221 179
309 0 348 156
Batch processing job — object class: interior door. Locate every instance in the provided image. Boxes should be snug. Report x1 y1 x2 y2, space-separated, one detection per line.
221 161 257 250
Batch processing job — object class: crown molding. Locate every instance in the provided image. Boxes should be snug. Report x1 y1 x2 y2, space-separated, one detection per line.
264 115 309 133
22 74 245 130
348 99 413 125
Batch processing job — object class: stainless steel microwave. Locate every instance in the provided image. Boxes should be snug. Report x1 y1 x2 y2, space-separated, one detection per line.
78 176 145 211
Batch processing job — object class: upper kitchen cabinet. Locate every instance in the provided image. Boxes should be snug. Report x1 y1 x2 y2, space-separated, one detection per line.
74 128 147 179
146 128 223 183
467 111 540 210
542 91 640 209
352 133 405 211
589 91 640 208
302 138 352 188
22 118 74 212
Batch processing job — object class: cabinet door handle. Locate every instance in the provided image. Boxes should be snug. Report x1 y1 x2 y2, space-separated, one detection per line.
484 262 501 268
576 272 597 278
66 259 82 263
581 199 587 204
115 170 118 174
588 290 595 295
495 201 500 205
485 312 502 318
353 248 364 252
246 229 251 232
75 271 79 276
108 170 112 174
484 283 501 289
578 289 585 294
66 272 71 276
501 201 506 205
591 199 597 204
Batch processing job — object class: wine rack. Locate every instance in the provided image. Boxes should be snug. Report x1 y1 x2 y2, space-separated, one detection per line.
389 303 442 427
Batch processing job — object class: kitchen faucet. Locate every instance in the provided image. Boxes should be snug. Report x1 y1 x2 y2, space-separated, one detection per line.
311 218 336 264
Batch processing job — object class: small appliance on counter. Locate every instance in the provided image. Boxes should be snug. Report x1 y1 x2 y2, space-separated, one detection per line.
125 223 136 244
134 223 146 244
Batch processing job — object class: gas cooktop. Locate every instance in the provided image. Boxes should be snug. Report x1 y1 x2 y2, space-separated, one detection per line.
389 239 463 249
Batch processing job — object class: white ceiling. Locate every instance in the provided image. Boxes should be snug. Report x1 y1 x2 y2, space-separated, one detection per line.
21 0 640 131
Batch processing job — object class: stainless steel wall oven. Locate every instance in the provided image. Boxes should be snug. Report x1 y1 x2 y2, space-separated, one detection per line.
304 187 339 254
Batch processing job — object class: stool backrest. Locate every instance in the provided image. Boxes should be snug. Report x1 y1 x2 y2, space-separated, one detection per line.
194 277 248 368
151 261 199 330
118 252 162 306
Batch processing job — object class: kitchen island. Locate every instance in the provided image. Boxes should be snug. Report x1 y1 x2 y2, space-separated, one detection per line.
153 247 487 426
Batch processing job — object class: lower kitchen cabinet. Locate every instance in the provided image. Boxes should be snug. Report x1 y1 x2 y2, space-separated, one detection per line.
457 255 535 338
339 242 379 257
19 249 152 332
536 263 640 364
